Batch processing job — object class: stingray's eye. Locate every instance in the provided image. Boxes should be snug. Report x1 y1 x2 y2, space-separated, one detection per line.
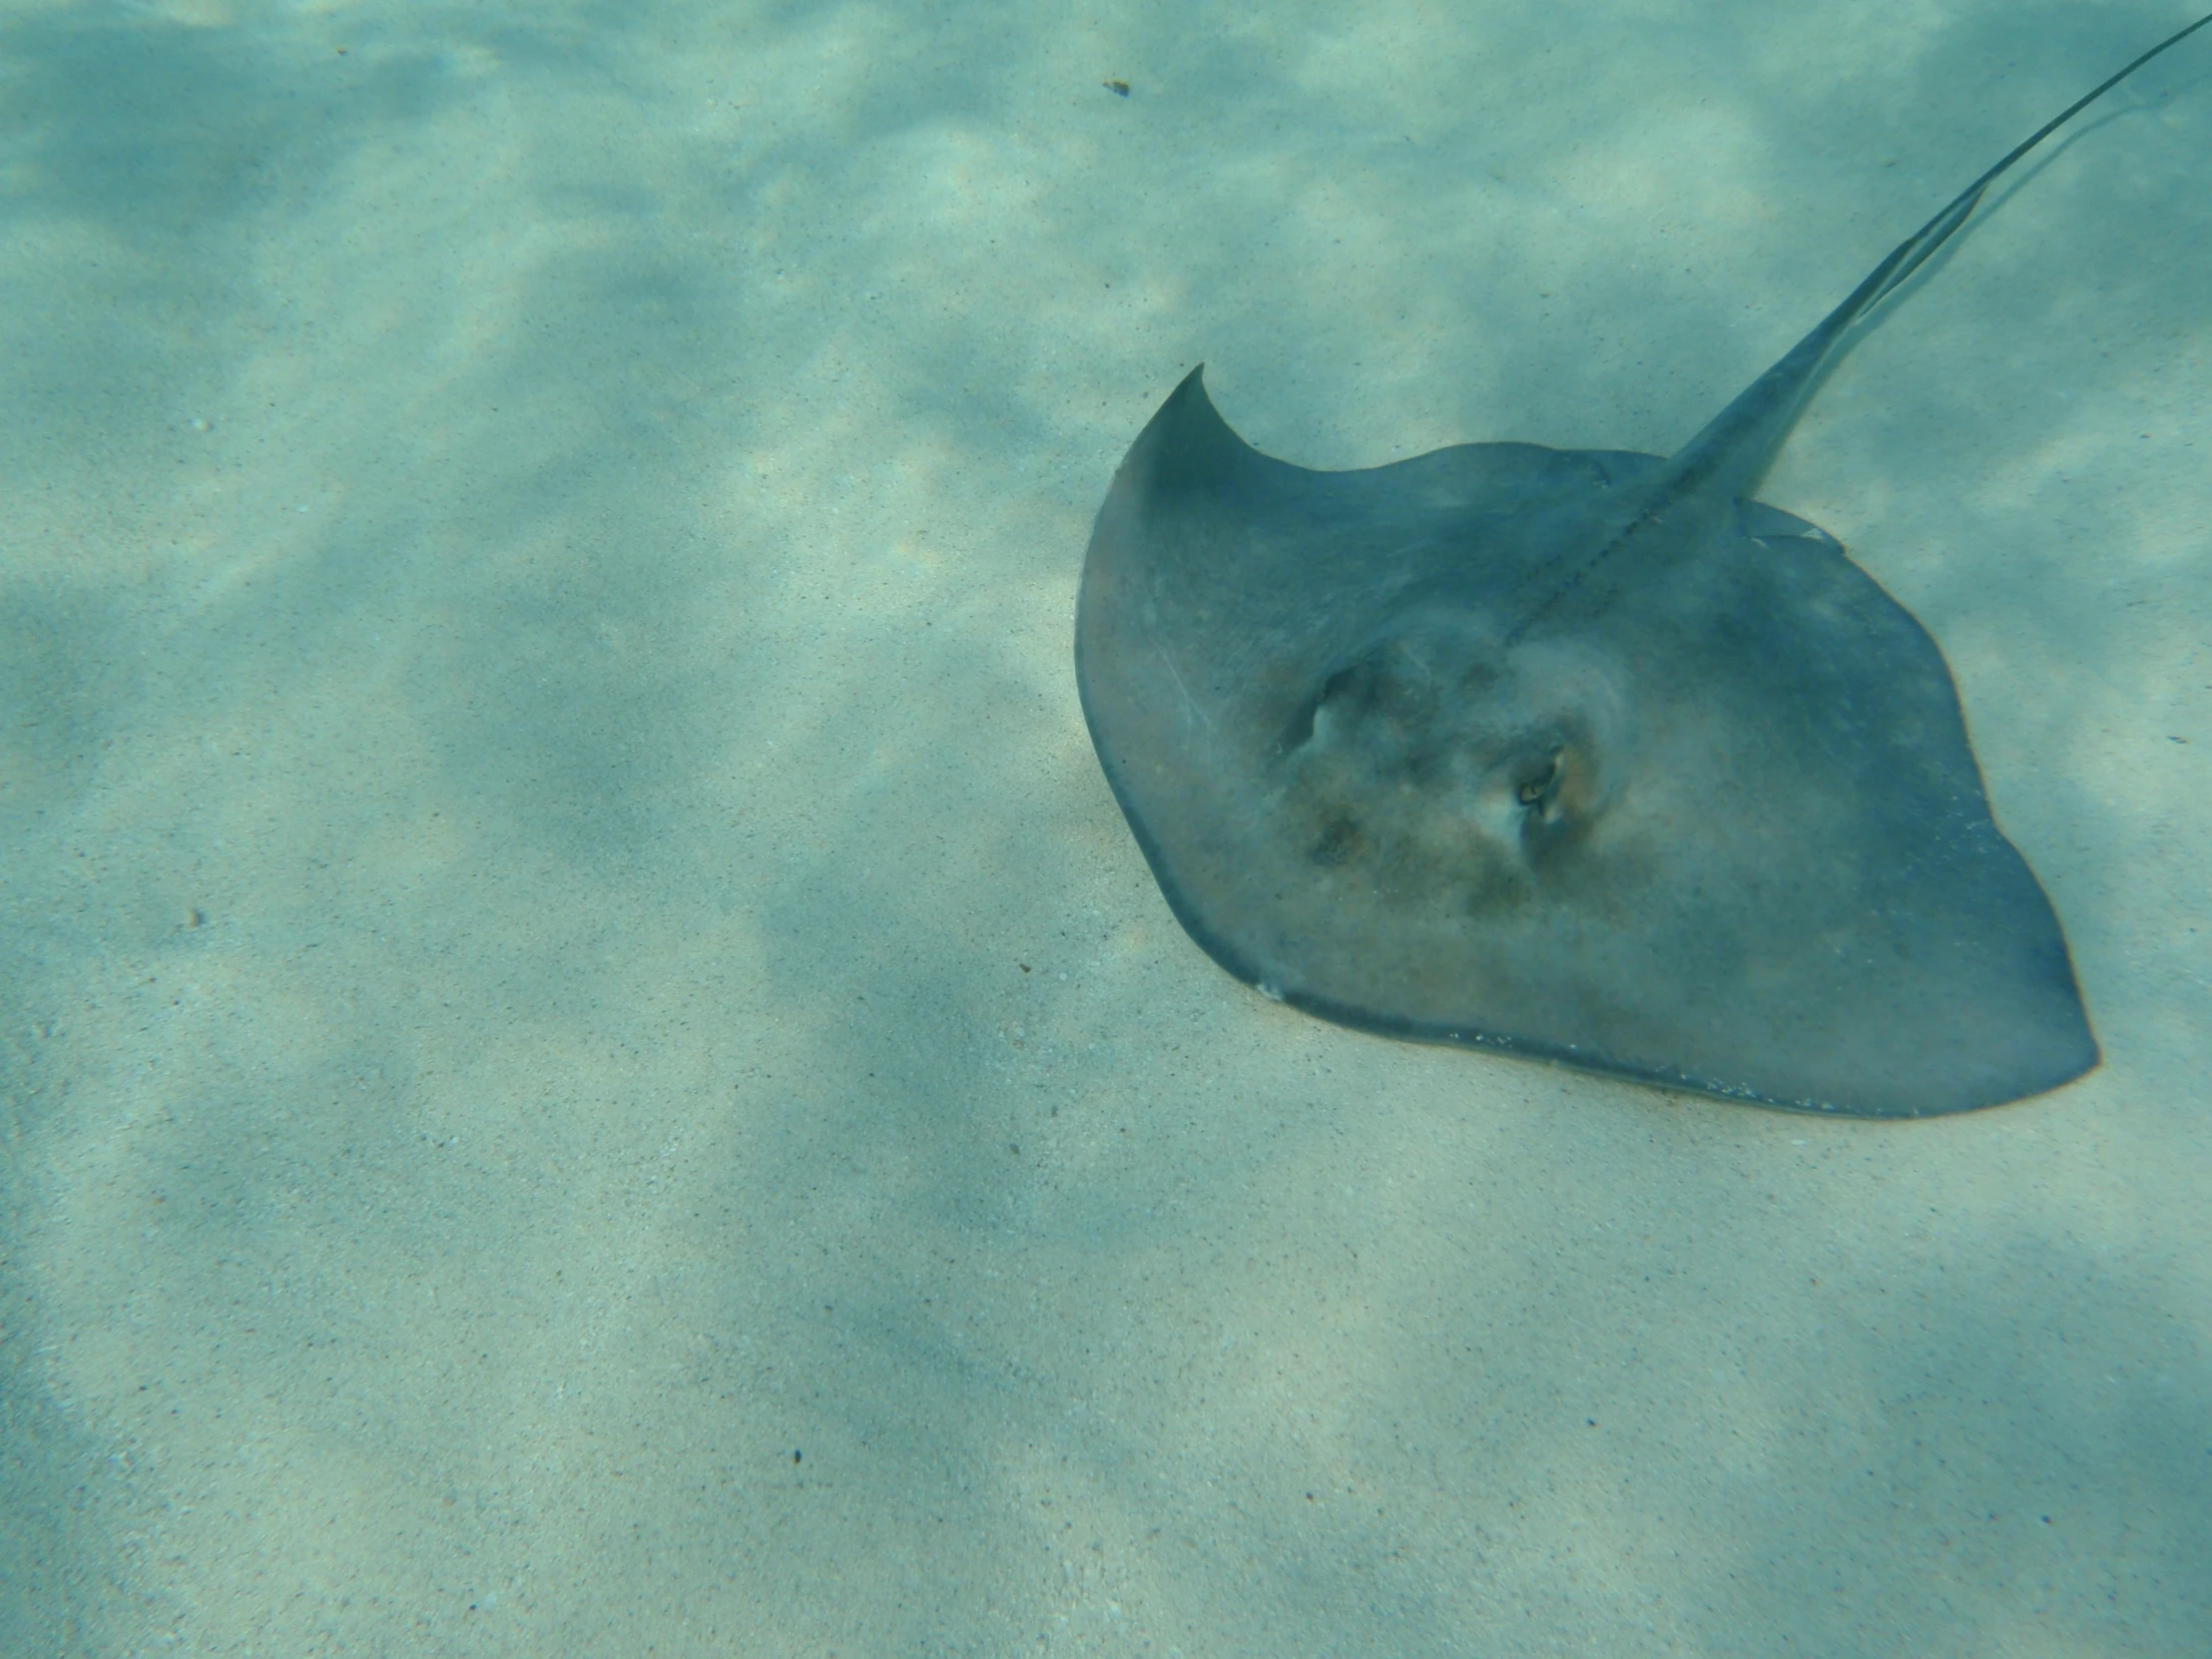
1516 753 1561 809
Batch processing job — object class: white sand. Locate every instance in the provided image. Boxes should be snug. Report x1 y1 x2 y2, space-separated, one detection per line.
3 1 2208 1652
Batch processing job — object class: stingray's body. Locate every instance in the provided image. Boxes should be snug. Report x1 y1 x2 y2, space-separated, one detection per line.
1077 17 2210 1117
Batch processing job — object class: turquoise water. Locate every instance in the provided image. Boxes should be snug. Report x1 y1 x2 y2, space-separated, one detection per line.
3 2 2207 1652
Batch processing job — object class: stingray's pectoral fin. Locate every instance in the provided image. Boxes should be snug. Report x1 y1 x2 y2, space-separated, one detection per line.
1113 365 1271 504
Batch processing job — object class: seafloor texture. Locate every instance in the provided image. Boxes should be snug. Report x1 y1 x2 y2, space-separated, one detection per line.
2 2 2207 1653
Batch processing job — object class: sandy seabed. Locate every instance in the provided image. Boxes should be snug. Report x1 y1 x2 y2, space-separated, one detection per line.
3 2 2208 1654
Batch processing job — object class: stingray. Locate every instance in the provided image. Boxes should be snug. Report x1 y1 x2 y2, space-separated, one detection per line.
1076 15 2210 1117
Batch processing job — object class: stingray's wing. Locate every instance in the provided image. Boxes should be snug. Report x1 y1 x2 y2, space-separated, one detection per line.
1077 371 2095 1116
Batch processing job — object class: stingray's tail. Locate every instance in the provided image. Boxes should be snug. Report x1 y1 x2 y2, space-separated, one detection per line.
1660 10 2212 507
1503 10 2210 649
